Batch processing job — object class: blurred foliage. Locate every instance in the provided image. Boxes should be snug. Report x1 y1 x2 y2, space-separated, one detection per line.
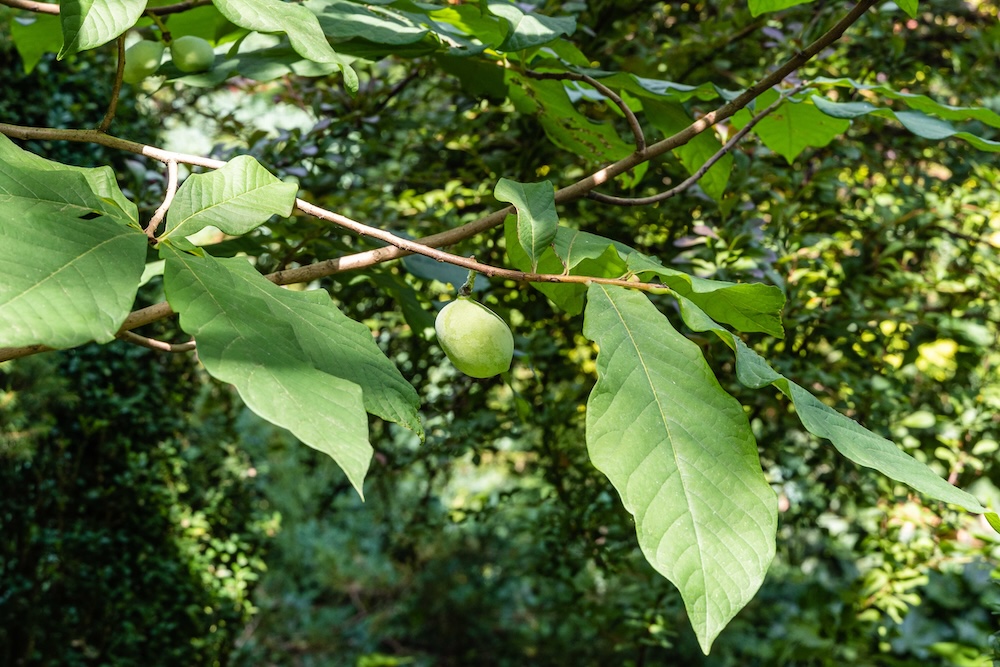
2 0 1000 665
0 24 273 667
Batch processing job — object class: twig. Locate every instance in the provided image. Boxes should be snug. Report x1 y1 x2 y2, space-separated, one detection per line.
0 0 880 361
146 160 179 238
587 83 805 206
116 330 196 353
0 0 213 15
523 70 646 153
98 35 126 133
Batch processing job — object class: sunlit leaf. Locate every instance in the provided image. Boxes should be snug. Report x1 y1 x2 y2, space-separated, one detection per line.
732 89 849 162
58 0 148 58
494 178 558 272
585 284 777 654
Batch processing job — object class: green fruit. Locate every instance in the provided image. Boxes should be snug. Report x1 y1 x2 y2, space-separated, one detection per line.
170 36 215 73
435 297 514 378
122 40 164 84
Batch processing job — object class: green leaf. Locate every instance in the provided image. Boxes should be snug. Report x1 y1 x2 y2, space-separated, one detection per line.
11 14 63 73
896 0 919 18
307 0 429 45
161 155 298 240
58 0 148 59
644 100 732 201
986 512 1000 535
507 72 634 170
213 0 358 92
747 0 813 17
494 178 558 272
163 248 424 495
0 211 147 349
584 284 777 654
0 134 138 225
811 95 1000 152
487 1 575 51
731 89 849 163
627 253 785 337
674 296 987 514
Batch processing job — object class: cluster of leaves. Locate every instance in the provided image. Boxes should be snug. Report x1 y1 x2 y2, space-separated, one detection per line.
1 0 999 654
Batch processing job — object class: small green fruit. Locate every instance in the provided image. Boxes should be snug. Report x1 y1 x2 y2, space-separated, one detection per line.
170 36 215 73
122 40 164 84
435 297 514 378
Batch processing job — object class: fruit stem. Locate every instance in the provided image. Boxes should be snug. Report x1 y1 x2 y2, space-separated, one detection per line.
458 268 477 297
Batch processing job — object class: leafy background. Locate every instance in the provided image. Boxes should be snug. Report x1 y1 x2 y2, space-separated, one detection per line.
1 0 1000 665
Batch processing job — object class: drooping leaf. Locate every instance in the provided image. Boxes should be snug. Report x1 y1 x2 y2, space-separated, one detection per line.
487 1 576 51
674 295 988 514
628 253 785 337
644 100 733 201
163 248 423 495
161 155 298 240
747 0 814 17
494 178 558 272
584 284 777 654
11 14 63 73
213 0 358 91
731 88 849 162
58 0 148 59
811 95 1000 153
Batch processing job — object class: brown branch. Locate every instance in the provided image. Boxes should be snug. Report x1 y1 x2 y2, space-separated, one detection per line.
587 83 805 206
0 0 212 15
0 0 879 362
116 330 196 353
523 70 646 152
98 35 126 133
147 160 179 238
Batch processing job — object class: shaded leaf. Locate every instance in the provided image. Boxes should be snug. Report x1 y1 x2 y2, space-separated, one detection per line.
644 100 732 201
487 1 575 51
11 14 63 73
747 0 813 16
584 284 777 654
308 0 429 45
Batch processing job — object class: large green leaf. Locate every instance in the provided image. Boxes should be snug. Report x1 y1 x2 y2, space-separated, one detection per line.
163 248 423 494
644 100 733 201
0 210 147 349
0 134 137 224
811 96 1000 153
674 295 988 514
627 253 785 337
494 178 558 272
487 1 575 51
0 134 145 348
161 155 298 240
584 284 777 654
58 0 148 58
212 0 358 91
731 89 849 163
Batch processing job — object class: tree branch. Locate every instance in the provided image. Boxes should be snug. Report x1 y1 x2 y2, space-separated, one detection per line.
116 330 196 353
98 35 126 133
147 160 179 238
587 83 805 206
0 0 879 362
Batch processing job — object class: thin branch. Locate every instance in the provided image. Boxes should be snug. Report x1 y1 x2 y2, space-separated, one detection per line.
0 0 879 362
116 330 196 353
587 83 805 206
0 0 212 15
523 70 646 153
98 35 126 133
147 160 179 238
